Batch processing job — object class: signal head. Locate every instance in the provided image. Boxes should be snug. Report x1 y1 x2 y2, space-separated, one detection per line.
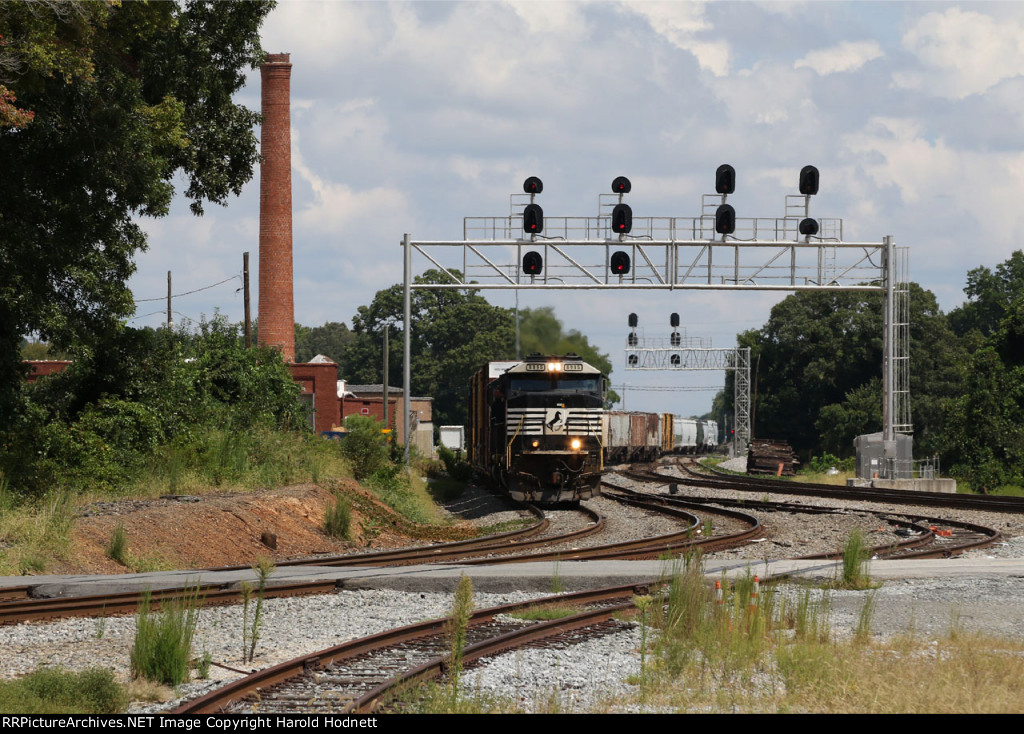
611 203 633 234
522 251 543 275
715 164 736 195
670 312 680 328
610 251 631 275
611 176 632 194
798 218 819 236
799 165 819 196
628 313 638 328
523 203 544 234
715 204 736 235
523 176 543 194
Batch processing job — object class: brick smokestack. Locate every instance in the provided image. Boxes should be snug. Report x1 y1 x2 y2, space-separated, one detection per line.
258 53 295 362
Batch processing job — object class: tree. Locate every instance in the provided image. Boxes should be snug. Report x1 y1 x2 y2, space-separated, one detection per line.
941 253 1024 489
341 270 516 429
0 1 273 430
731 285 962 460
295 322 354 366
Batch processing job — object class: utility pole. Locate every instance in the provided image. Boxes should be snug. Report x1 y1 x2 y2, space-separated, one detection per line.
243 252 252 348
166 271 172 330
382 325 389 433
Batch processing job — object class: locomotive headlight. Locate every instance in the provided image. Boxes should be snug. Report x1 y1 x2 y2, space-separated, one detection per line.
571 438 582 450
532 440 539 448
547 362 562 372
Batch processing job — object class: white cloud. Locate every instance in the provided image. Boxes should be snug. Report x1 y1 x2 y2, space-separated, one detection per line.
291 131 410 236
794 40 883 75
627 3 732 76
894 8 1024 99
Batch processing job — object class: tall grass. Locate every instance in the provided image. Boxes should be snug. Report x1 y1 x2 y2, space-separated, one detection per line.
130 585 202 686
839 529 872 589
445 574 474 704
323 493 352 540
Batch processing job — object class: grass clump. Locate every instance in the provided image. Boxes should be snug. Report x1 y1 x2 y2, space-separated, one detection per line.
837 529 873 589
0 667 127 714
508 604 581 621
241 556 275 663
130 585 202 686
323 493 352 540
105 524 129 565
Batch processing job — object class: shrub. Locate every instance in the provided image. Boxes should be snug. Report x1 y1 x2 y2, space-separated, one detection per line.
340 415 391 480
1 667 127 714
437 445 473 482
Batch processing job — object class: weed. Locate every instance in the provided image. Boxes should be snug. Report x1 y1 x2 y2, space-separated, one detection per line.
839 529 872 589
94 609 108 640
324 493 352 540
359 517 384 546
633 594 654 698
702 518 714 537
240 581 254 662
106 524 129 565
854 591 876 644
130 584 202 686
196 651 212 680
445 574 474 703
243 556 275 662
550 558 564 594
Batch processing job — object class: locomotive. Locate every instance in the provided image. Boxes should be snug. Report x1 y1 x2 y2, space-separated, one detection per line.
469 354 606 503
468 355 721 503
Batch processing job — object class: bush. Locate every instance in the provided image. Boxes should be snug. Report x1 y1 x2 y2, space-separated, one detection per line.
340 415 391 480
0 667 128 714
437 445 473 482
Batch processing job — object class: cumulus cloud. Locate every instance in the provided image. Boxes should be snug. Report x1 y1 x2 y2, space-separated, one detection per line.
626 2 732 75
894 8 1024 99
794 40 883 75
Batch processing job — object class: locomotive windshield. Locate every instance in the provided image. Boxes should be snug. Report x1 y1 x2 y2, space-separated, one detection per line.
508 376 602 393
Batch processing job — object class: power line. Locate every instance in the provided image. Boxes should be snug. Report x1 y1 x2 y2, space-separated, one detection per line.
612 385 722 392
133 275 240 303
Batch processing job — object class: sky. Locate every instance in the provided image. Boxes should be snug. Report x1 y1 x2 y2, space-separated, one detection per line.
127 1 1024 417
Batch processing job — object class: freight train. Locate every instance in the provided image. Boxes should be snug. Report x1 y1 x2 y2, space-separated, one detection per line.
468 355 719 502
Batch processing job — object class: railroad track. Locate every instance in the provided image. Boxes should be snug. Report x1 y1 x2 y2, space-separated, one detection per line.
170 584 648 714
0 491 703 625
622 462 1001 558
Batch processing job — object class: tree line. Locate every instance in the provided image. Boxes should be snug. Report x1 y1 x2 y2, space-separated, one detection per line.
711 250 1024 491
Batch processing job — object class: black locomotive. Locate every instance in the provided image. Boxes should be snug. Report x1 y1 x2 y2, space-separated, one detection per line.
468 354 605 503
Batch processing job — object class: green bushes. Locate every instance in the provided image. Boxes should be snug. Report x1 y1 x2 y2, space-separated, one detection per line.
338 415 391 480
1 317 310 497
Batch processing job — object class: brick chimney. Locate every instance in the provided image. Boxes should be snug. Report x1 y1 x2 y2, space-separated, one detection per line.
258 53 295 362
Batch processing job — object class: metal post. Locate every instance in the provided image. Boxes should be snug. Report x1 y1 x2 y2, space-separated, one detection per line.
382 325 389 434
167 271 172 329
403 233 412 469
243 252 251 348
883 235 894 443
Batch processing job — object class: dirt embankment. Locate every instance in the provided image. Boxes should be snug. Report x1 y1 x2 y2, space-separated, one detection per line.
58 480 476 575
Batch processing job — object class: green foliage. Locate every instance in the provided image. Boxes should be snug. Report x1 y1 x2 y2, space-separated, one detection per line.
729 284 962 460
0 667 127 715
295 321 354 365
806 453 855 474
130 586 202 687
242 557 274 663
324 493 352 540
437 445 473 483
340 415 392 481
0 1 273 429
2 319 308 496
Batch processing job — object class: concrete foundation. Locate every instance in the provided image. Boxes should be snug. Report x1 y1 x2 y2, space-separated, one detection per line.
848 477 958 493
